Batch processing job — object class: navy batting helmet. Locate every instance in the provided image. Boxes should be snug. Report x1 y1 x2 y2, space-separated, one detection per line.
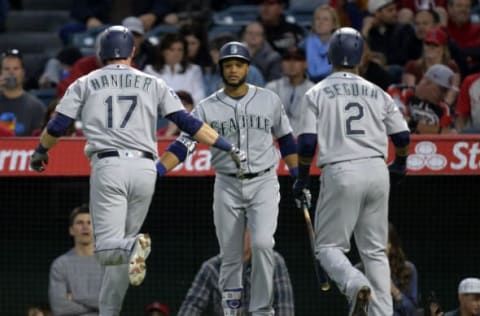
327 27 363 68
97 25 135 61
218 41 250 64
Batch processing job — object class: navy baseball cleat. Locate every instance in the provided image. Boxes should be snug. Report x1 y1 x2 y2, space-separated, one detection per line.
128 233 151 286
349 286 371 316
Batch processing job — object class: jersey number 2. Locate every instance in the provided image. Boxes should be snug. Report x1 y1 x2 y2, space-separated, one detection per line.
105 95 137 128
345 102 365 135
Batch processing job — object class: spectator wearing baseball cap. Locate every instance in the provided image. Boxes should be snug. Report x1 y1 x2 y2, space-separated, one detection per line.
387 64 456 134
402 27 460 106
122 16 152 70
363 0 417 83
444 278 480 316
265 47 314 136
145 301 170 316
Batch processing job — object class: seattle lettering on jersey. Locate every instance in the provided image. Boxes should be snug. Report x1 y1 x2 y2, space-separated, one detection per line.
323 83 378 99
90 74 153 92
210 114 272 136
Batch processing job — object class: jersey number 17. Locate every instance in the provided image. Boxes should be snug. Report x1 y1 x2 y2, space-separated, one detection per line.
105 95 138 128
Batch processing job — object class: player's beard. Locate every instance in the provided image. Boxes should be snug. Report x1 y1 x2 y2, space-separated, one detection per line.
222 74 247 88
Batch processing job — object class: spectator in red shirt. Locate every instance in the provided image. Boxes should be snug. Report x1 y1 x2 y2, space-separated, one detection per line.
447 0 480 71
455 72 480 133
447 0 480 49
402 27 460 106
56 55 101 98
388 64 456 134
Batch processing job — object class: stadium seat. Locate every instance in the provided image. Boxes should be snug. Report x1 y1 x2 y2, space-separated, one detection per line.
22 0 73 11
6 10 71 33
144 24 179 46
212 5 259 26
286 10 313 30
0 32 62 56
71 26 109 56
289 0 326 11
208 24 243 41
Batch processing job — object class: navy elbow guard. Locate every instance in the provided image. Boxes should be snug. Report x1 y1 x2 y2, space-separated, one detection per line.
297 133 317 158
166 110 203 136
278 133 296 157
390 131 410 148
46 113 74 137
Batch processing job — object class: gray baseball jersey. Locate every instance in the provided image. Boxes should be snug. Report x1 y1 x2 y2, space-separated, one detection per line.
192 84 292 173
265 77 314 136
298 72 408 167
298 72 408 316
55 64 185 315
191 84 292 315
56 64 184 157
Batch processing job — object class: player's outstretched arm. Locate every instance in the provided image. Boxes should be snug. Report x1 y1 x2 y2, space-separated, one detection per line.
157 111 246 176
30 113 74 172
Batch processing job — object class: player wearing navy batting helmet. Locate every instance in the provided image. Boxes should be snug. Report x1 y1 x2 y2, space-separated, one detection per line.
294 27 410 316
161 40 299 315
30 25 246 316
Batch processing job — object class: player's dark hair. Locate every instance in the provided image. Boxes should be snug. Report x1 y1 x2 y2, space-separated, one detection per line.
152 32 189 74
69 203 90 227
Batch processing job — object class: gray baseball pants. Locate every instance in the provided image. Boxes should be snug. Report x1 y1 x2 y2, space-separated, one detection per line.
314 157 393 316
214 170 280 316
89 154 156 316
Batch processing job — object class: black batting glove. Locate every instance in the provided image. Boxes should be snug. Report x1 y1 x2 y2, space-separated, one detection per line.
293 178 312 209
30 151 49 172
388 162 406 186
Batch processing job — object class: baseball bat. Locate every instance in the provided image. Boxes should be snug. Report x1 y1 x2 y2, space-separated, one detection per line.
302 205 331 291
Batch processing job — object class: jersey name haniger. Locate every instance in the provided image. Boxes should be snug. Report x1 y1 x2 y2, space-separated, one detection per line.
322 83 378 99
90 74 153 92
210 114 272 136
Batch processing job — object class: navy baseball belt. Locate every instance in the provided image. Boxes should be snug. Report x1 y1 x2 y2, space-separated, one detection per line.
97 150 155 161
225 167 272 179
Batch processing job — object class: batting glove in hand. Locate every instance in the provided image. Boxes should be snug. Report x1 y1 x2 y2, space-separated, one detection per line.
30 151 49 172
230 146 247 170
293 179 312 209
388 162 406 186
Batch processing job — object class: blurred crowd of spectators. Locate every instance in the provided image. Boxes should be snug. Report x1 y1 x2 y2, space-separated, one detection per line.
0 0 480 136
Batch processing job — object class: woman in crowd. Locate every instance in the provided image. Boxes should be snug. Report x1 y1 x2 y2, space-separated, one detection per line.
303 5 339 82
144 32 205 105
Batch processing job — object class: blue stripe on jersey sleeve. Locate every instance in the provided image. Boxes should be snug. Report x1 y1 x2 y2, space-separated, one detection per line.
46 113 74 137
166 110 203 136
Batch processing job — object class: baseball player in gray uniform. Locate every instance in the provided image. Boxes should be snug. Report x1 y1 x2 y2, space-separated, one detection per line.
161 41 298 316
29 26 246 316
293 28 410 316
